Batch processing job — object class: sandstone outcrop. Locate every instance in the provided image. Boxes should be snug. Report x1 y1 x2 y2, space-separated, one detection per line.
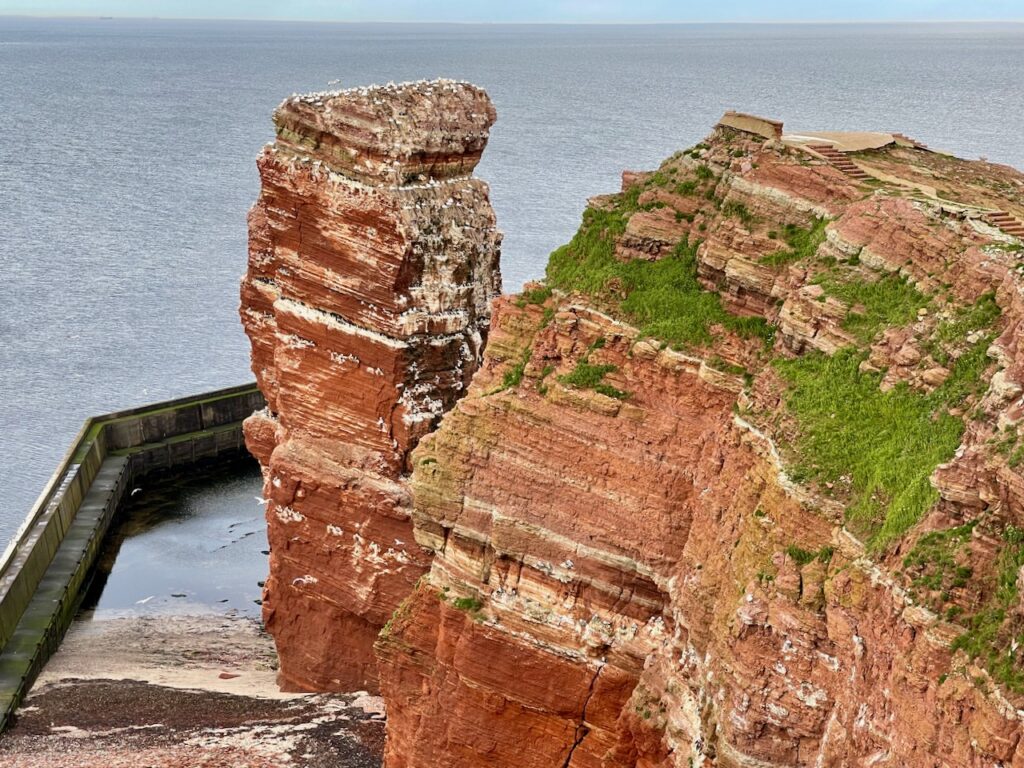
239 79 501 692
243 93 1024 765
375 114 1024 765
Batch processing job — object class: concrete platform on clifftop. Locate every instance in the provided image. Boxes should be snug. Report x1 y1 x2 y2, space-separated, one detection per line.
782 130 925 152
716 110 951 195
715 110 930 154
717 110 784 140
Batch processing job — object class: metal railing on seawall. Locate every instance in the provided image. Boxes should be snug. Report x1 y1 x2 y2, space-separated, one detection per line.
0 383 265 731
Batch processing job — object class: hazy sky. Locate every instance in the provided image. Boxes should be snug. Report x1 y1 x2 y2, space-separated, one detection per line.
2 0 1023 23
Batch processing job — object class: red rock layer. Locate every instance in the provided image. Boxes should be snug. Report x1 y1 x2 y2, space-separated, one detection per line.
378 300 1024 767
240 80 501 692
375 116 1024 766
377 299 744 766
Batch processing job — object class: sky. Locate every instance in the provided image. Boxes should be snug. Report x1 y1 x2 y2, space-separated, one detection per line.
1 0 1023 23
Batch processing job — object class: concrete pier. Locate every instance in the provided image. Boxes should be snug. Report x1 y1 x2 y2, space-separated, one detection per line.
0 384 264 729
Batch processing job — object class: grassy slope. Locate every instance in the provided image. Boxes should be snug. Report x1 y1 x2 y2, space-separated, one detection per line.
545 192 772 349
542 168 1000 548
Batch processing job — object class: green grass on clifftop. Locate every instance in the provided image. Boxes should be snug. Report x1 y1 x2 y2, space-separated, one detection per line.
760 218 829 267
544 183 999 553
546 196 772 348
777 291 999 547
776 333 996 547
815 272 930 343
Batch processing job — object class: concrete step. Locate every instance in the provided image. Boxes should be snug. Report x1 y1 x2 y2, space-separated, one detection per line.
805 143 871 183
892 132 929 150
983 211 1024 238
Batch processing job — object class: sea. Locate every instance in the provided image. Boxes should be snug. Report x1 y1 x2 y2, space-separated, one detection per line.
1 17 1023 544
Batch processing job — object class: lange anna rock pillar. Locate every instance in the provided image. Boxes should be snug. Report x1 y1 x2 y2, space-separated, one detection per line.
239 80 501 692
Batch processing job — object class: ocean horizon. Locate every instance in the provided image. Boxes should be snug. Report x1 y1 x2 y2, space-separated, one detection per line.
2 16 1022 541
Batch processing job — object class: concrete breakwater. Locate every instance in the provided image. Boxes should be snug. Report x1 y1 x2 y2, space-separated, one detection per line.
0 383 264 729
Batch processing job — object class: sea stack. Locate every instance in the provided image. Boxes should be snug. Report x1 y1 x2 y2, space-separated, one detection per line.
239 79 502 691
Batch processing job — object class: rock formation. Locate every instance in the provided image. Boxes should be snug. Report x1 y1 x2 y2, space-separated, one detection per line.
244 92 1024 765
239 79 501 691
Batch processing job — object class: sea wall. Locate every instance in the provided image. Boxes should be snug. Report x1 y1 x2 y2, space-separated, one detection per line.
0 383 263 729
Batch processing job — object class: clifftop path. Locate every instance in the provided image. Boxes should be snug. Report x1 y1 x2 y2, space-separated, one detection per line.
244 96 1024 766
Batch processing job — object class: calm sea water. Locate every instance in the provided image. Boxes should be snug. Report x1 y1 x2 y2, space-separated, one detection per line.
1 18 1023 542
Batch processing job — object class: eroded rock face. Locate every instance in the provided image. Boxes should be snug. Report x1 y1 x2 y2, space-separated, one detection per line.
375 117 1024 766
240 80 501 692
243 95 1024 765
376 300 743 766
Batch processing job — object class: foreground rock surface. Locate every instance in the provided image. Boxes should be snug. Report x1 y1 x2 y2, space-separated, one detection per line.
240 79 501 692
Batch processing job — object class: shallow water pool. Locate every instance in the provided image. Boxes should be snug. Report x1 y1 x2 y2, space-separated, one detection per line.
79 457 269 619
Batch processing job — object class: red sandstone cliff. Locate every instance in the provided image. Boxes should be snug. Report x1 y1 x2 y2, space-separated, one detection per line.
243 94 1024 766
239 79 501 692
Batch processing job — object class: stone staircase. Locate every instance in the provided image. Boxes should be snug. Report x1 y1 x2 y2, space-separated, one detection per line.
984 211 1024 238
806 143 872 182
892 132 929 150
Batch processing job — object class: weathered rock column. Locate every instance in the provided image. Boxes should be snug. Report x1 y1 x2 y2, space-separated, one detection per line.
239 80 501 692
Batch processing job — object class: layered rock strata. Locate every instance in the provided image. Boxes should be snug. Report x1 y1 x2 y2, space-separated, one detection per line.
243 90 1024 765
376 115 1024 766
239 80 501 692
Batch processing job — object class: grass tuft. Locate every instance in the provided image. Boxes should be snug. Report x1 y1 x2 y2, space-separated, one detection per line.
952 525 1024 693
516 284 553 307
491 346 534 395
760 218 829 267
721 200 756 228
902 522 975 613
694 164 714 181
927 291 1000 365
785 544 835 566
546 196 772 350
814 273 929 343
558 337 630 400
451 596 484 612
